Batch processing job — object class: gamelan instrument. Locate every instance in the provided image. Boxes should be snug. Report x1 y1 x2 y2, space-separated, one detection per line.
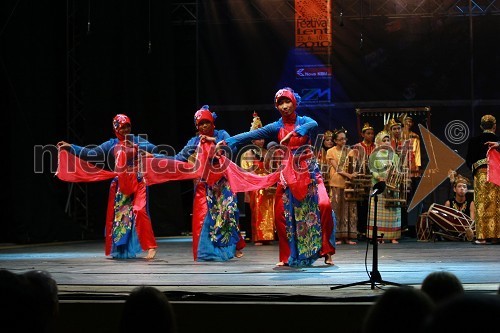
426 203 475 241
343 145 372 201
368 145 407 207
386 140 411 207
416 212 432 242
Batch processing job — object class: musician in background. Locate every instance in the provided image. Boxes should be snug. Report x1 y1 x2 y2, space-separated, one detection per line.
316 130 334 196
466 114 500 245
240 112 276 246
444 174 475 221
401 116 421 177
355 122 376 162
388 118 411 234
388 118 403 154
326 128 359 245
353 123 375 239
367 131 401 244
401 115 423 236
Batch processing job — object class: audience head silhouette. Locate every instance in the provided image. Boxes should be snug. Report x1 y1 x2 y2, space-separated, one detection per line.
421 271 464 304
119 286 177 333
423 293 500 332
0 269 59 333
362 287 434 333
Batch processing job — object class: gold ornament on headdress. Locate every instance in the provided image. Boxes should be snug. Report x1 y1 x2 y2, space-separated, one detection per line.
250 111 263 131
385 118 401 132
454 174 470 187
361 122 373 132
332 127 347 139
324 130 333 139
447 170 470 187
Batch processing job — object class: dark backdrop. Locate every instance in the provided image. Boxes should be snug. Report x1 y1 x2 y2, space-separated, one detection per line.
3 1 192 243
3 1 499 243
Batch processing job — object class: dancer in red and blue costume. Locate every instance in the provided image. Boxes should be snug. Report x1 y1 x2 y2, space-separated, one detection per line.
172 105 246 261
57 114 161 259
220 87 335 267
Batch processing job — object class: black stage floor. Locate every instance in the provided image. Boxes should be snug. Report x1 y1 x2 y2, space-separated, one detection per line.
1 236 499 301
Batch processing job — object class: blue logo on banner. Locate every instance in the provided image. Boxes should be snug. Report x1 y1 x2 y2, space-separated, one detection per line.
300 88 331 104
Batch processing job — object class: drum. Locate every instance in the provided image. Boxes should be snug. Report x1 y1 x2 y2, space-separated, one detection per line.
427 203 475 241
416 212 432 242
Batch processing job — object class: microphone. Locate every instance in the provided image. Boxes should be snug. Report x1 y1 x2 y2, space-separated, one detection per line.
370 181 386 197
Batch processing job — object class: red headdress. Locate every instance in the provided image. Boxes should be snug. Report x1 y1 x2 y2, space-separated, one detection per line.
112 114 131 141
194 105 216 126
274 87 299 109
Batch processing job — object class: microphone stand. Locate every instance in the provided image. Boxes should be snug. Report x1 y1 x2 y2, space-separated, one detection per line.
330 181 402 290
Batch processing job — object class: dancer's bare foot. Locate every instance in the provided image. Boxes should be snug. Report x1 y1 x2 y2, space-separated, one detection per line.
324 254 334 265
391 239 399 244
335 240 343 245
235 250 244 258
275 261 288 266
254 242 263 246
145 248 157 259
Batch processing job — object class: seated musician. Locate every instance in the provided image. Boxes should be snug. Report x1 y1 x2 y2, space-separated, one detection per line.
422 173 476 242
444 173 475 222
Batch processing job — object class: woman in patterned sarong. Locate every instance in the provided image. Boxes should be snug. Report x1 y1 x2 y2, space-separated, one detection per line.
367 131 401 244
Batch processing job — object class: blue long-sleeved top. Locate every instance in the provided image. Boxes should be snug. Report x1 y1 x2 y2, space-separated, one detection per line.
224 115 318 152
69 136 161 170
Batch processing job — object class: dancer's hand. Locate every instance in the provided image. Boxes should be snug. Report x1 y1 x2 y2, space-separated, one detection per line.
280 131 295 145
215 140 226 148
200 135 216 143
57 141 71 150
485 141 500 149
139 150 153 158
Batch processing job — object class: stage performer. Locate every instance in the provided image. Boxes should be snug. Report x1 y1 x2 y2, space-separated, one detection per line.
401 116 421 178
367 130 401 244
352 122 376 239
466 114 500 244
387 118 403 155
57 114 161 259
219 87 335 267
172 105 246 261
239 112 276 245
388 117 412 232
326 128 358 245
444 174 475 221
354 122 376 166
316 130 334 195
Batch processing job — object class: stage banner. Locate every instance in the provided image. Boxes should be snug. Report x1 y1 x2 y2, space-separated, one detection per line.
293 0 333 106
197 1 338 135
